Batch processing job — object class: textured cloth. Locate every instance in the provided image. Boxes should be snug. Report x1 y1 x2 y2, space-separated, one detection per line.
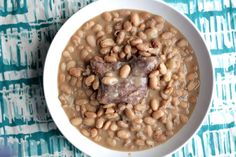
0 0 235 157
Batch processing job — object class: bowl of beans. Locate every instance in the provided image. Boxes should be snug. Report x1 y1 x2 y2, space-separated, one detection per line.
43 0 213 156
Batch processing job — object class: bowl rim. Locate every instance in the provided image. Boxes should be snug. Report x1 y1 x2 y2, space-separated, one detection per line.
43 0 214 157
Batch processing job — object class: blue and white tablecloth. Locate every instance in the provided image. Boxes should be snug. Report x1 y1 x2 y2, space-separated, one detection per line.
0 0 235 156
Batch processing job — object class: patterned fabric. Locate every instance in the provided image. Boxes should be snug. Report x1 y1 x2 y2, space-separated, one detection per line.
0 0 235 157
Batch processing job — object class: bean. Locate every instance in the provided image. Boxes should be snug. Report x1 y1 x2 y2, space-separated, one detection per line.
104 55 117 63
138 31 147 40
60 62 66 72
93 24 102 32
177 39 188 47
119 52 126 59
107 138 116 147
185 56 193 62
105 113 119 119
117 130 130 139
111 45 121 53
100 47 111 55
159 63 167 75
85 75 95 86
66 60 76 71
108 130 115 138
83 118 95 126
103 120 112 130
136 43 149 51
123 21 132 31
135 104 146 111
67 46 75 53
152 110 165 119
90 100 99 106
92 78 99 90
135 139 145 146
76 30 84 38
139 12 150 20
105 24 113 34
144 117 156 125
156 135 167 142
161 32 173 39
180 114 188 123
145 28 158 39
69 67 83 77
166 121 173 131
100 38 115 48
164 130 173 137
139 23 146 30
102 76 118 85
163 71 172 82
110 123 118 131
131 124 142 132
180 101 188 108
112 11 119 18
131 38 143 46
75 98 89 106
96 31 105 38
149 70 159 78
146 18 156 28
116 30 125 44
150 98 159 111
137 132 147 141
139 51 151 57
85 89 93 97
187 72 198 81
119 64 131 78
90 128 98 138
156 23 164 31
133 118 143 124
96 118 105 129
80 104 87 115
124 45 131 54
81 129 90 137
153 16 165 24
96 108 104 117
105 108 115 114
130 13 140 26
146 140 155 146
76 78 83 88
187 80 200 91
70 117 82 126
149 77 159 90
114 21 122 30
62 50 70 58
102 12 112 22
94 135 102 142
172 97 180 106
86 35 96 47
166 58 176 70
117 121 129 128
125 108 136 120
85 111 97 118
83 21 95 30
189 95 197 104
145 125 153 137
80 49 89 60
103 103 115 108
59 74 65 83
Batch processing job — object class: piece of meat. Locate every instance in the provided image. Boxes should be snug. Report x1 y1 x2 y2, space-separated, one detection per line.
93 56 159 105
97 77 148 104
131 56 159 76
90 56 112 77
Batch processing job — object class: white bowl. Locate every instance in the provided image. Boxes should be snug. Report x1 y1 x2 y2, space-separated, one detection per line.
43 0 214 156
